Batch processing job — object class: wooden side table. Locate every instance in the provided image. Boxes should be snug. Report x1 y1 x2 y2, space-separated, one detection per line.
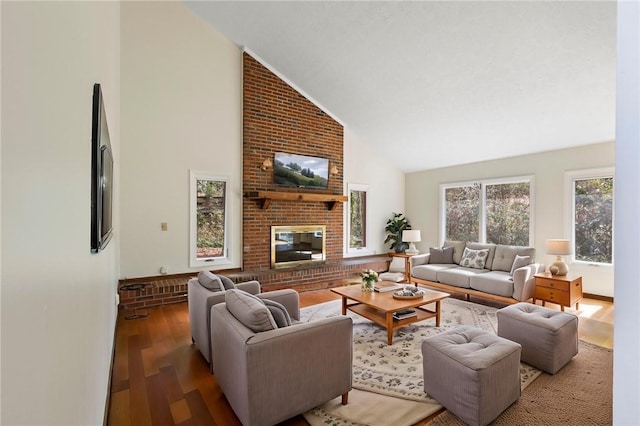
533 273 583 311
388 252 417 283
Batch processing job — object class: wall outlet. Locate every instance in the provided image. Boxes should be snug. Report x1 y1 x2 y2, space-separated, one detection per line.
160 266 168 275
115 294 120 306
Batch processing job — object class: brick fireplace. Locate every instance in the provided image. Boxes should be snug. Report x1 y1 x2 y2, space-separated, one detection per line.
242 53 386 291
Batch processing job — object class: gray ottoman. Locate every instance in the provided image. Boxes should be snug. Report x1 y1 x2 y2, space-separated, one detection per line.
497 302 578 374
422 326 521 426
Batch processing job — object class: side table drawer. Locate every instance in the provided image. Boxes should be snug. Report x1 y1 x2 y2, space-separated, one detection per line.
535 286 570 306
535 277 570 292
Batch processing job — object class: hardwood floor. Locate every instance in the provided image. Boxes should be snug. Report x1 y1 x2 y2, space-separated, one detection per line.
107 290 613 425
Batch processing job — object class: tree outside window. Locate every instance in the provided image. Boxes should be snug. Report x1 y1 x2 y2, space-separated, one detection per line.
573 177 613 264
444 184 480 242
349 189 366 249
442 177 533 246
190 171 230 267
486 182 530 246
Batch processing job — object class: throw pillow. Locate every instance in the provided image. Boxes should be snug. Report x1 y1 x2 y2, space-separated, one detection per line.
197 271 224 292
263 299 292 328
225 289 277 333
218 275 236 291
459 247 490 269
429 246 454 264
510 255 531 276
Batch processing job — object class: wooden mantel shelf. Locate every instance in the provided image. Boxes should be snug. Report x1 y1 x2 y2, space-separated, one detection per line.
244 191 348 210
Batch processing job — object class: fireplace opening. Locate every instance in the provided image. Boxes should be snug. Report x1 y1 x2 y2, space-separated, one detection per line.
271 225 326 269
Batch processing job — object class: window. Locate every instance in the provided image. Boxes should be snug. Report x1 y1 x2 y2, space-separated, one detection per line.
440 176 534 246
567 169 614 264
190 171 230 267
347 183 369 254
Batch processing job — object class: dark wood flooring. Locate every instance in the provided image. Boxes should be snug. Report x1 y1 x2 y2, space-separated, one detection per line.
107 290 613 425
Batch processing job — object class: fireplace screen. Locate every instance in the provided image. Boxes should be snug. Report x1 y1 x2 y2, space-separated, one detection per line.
271 225 326 269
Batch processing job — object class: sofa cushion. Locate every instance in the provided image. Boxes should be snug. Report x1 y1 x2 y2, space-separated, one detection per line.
218 274 236 291
460 247 490 269
436 267 489 288
225 289 277 333
444 241 466 264
412 264 456 282
492 245 536 272
465 243 497 269
197 271 224 292
510 255 532 276
429 246 454 264
262 299 292 328
469 271 515 298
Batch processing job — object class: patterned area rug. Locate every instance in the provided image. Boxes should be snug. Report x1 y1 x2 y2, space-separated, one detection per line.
301 297 542 426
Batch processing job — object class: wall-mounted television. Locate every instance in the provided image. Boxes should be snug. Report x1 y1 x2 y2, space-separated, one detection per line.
90 83 114 253
273 152 329 189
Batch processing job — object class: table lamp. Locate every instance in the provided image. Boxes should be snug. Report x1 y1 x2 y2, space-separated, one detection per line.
402 230 421 254
545 239 571 275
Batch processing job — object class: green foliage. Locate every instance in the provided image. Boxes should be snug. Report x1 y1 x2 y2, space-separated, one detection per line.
350 190 366 248
486 182 530 246
574 178 613 263
384 212 411 253
445 185 480 242
196 180 225 257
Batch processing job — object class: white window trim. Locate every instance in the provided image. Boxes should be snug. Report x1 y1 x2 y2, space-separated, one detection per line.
345 183 372 256
564 167 615 267
189 170 231 268
439 175 535 246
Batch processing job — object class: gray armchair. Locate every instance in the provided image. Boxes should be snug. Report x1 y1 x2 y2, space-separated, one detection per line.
188 272 299 365
211 290 353 426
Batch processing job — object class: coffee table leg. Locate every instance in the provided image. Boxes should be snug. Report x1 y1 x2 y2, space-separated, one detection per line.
341 297 347 315
435 300 441 327
386 313 394 345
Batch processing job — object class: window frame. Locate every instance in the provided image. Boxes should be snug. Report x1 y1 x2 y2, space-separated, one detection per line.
564 167 615 266
439 175 535 246
345 183 371 256
189 170 231 268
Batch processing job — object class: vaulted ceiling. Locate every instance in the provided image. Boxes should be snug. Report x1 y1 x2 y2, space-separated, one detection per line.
185 1 616 173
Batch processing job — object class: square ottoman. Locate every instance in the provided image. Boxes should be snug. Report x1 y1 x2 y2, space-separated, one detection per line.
497 302 578 374
422 326 521 426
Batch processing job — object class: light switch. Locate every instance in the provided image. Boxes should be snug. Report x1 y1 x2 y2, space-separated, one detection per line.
161 222 168 231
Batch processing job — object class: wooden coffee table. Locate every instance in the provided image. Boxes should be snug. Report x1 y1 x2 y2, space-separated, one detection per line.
330 284 450 345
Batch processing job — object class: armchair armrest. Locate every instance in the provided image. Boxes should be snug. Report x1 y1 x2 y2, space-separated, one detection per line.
235 280 261 295
512 263 545 301
257 289 300 320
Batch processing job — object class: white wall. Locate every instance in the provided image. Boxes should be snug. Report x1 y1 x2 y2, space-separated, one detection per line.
406 141 615 297
120 3 406 278
1 2 120 425
613 1 640 422
120 2 242 278
343 127 405 256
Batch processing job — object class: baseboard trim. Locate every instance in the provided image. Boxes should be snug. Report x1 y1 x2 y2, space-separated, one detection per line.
584 292 614 303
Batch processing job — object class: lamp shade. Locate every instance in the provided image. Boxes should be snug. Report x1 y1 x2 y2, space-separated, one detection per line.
545 239 571 255
402 230 421 243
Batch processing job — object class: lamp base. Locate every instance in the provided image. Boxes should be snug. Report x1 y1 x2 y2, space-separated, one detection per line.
405 243 418 255
549 256 569 275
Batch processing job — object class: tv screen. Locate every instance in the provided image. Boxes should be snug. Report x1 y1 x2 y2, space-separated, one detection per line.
273 152 329 189
91 83 114 253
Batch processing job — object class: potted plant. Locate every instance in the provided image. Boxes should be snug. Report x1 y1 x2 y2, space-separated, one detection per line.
384 212 412 253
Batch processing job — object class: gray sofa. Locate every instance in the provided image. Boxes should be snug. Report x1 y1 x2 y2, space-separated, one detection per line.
211 290 353 426
411 241 544 304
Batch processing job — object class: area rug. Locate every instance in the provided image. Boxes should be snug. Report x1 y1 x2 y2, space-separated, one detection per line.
300 298 542 426
428 339 613 425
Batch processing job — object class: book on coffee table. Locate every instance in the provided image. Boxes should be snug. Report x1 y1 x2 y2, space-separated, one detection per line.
393 309 417 320
374 282 403 292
